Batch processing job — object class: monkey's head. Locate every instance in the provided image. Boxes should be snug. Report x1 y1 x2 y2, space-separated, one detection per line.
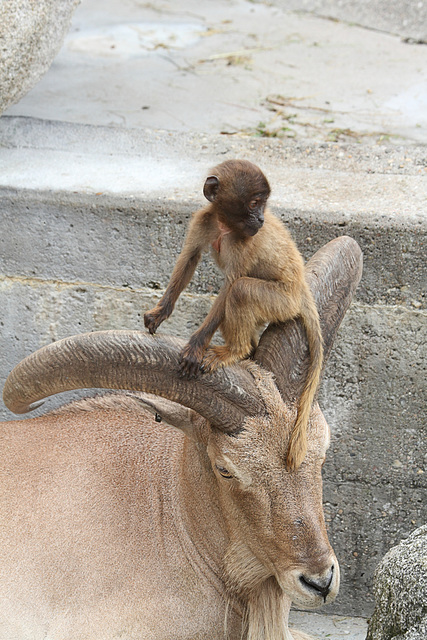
203 159 271 238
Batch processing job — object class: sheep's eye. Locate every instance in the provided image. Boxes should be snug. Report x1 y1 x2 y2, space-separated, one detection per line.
216 464 233 479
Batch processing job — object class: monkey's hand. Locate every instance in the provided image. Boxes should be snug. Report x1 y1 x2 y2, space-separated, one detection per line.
179 342 205 379
144 306 169 335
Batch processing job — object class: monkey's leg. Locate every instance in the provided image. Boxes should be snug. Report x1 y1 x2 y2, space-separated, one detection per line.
179 285 229 378
203 277 300 371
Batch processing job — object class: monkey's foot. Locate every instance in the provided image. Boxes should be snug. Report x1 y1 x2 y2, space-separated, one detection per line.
203 346 243 372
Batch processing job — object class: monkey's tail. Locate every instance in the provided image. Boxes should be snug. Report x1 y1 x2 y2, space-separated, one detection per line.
287 293 323 471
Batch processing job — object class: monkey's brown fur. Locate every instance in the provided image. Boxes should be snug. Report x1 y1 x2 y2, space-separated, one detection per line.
144 160 323 469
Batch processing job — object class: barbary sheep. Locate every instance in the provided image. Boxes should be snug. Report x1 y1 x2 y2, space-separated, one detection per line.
0 236 362 640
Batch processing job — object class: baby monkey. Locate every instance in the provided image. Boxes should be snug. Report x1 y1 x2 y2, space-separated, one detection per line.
144 159 323 469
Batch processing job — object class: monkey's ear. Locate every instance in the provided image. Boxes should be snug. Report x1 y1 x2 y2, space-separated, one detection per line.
203 175 220 202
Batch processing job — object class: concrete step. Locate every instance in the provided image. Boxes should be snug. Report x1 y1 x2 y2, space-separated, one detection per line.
0 116 425 311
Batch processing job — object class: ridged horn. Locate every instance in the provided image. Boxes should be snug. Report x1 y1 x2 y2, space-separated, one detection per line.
254 235 363 403
3 331 265 432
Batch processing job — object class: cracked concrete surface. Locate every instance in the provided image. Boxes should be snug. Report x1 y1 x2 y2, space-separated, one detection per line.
4 0 427 143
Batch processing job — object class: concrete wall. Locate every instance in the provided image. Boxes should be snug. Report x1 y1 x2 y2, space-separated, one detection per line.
0 122 426 617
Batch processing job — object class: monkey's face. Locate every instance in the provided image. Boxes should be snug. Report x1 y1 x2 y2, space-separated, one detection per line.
204 159 271 239
218 195 266 238
238 195 267 237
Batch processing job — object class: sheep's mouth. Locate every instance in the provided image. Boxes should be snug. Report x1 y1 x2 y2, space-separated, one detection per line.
277 563 340 609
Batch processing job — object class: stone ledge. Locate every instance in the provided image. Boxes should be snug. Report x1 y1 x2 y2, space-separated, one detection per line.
0 187 425 311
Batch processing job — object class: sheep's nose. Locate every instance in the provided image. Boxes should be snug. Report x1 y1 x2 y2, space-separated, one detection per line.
299 565 334 602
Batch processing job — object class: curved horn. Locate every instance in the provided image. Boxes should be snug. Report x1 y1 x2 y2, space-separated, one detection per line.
254 236 363 404
3 331 265 431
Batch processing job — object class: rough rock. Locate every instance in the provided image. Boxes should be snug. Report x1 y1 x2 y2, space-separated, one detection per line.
0 0 80 114
367 526 427 640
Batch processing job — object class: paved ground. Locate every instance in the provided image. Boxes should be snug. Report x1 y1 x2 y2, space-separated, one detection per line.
1 0 426 637
289 611 368 639
5 0 427 144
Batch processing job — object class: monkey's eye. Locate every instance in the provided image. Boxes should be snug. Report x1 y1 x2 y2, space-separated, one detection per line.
249 199 259 210
215 464 233 479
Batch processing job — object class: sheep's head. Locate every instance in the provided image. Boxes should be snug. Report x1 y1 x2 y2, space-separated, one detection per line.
205 368 338 609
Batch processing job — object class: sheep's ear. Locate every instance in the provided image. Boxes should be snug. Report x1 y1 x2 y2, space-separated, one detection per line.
127 392 200 438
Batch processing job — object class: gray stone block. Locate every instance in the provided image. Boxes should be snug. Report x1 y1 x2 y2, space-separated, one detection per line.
0 0 80 114
367 526 427 640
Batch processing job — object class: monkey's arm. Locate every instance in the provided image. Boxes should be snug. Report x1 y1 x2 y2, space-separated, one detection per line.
144 245 202 334
179 284 230 377
144 210 212 334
